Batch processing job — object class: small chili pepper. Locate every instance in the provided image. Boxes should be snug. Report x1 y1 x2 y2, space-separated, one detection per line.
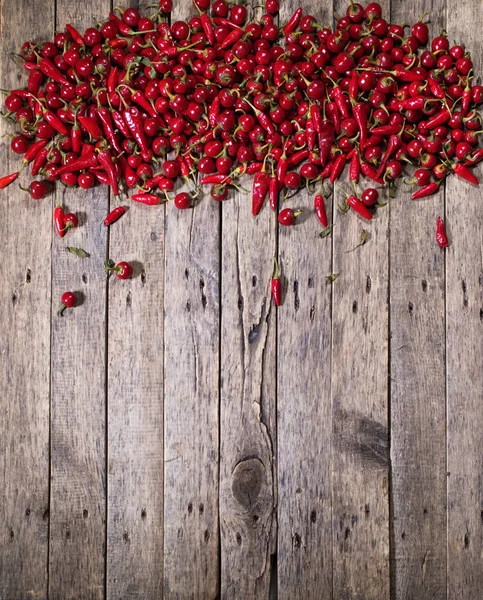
107 67 118 95
200 173 232 185
78 115 103 140
112 110 133 139
320 160 334 180
0 171 19 189
314 194 328 228
209 97 220 128
123 107 149 153
288 149 309 168
349 71 358 102
370 123 401 136
325 102 341 135
43 110 69 136
361 162 385 185
54 206 65 237
284 7 302 35
465 148 483 167
38 58 70 86
428 77 445 100
213 16 242 29
348 195 373 220
104 206 127 226
391 65 426 82
200 14 215 46
31 146 49 177
220 28 244 49
453 162 479 185
97 108 122 154
377 134 402 178
109 12 132 36
131 90 158 119
252 171 270 216
333 87 350 119
66 23 84 45
97 149 119 196
132 193 163 205
319 120 335 166
56 154 98 175
118 155 139 188
22 139 47 165
71 117 82 156
27 70 43 96
271 257 282 306
436 216 449 248
349 151 360 182
269 176 278 211
425 109 451 129
330 154 346 183
412 181 440 199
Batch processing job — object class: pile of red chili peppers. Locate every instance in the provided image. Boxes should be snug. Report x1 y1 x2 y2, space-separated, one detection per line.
1 0 482 304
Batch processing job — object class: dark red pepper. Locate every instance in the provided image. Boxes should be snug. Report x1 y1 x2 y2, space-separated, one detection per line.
104 206 127 226
252 171 270 216
0 172 19 189
436 216 449 248
271 257 282 306
348 195 373 220
314 194 328 228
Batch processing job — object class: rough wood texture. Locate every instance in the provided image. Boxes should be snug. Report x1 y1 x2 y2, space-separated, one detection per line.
389 2 448 597
446 1 483 597
48 1 109 596
219 174 277 597
0 1 53 597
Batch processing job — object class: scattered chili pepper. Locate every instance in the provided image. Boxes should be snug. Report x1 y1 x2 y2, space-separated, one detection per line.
252 171 270 216
271 257 282 306
436 216 449 248
314 194 328 228
0 171 19 189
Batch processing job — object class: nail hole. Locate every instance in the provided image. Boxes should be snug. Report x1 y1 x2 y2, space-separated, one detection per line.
188 503 193 514
83 509 88 519
82 273 87 284
12 292 18 305
480 308 483 322
352 300 358 314
401 531 406 540
186 300 191 312
238 296 243 311
462 279 468 307
408 302 414 315
252 275 257 287
344 527 350 540
423 508 428 515
293 533 301 548
199 503 204 515
294 280 299 312
184 268 189 280
248 324 259 344
141 271 146 284
204 529 210 543
25 269 31 283
25 508 31 517
199 277 205 290
464 533 470 548
141 509 147 519
309 306 315 322
66 529 71 540
366 276 372 293
10 529 14 539
421 279 427 292
253 515 259 523
308 276 314 288
123 532 129 543
201 294 207 309
126 291 132 307
236 532 242 545
310 511 316 523
150 231 157 241
365 504 370 516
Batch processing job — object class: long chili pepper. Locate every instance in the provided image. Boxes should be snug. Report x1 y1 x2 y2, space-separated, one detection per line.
353 103 369 151
212 16 242 29
200 14 215 46
453 162 479 185
131 90 158 119
66 23 84 45
109 12 132 36
107 67 118 95
288 149 309 168
425 109 451 129
348 195 373 220
349 151 360 182
361 162 385 185
252 171 270 216
271 257 282 306
209 97 220 128
112 110 132 139
314 194 328 228
320 160 334 180
349 71 358 102
123 107 149 153
132 193 163 205
330 154 346 183
92 170 111 185
22 139 47 165
104 206 127 226
71 115 82 155
283 8 302 36
118 155 139 188
27 71 43 96
97 149 119 196
246 162 263 174
54 206 65 238
428 77 445 100
370 123 401 136
78 115 103 140
0 172 19 189
333 87 350 119
306 119 317 151
325 102 341 135
412 181 440 199
56 154 98 174
377 134 402 178
436 216 449 248
38 58 70 86
319 120 335 166
269 176 278 211
43 110 69 136
31 146 49 176
220 28 243 49
96 108 122 154
200 174 231 185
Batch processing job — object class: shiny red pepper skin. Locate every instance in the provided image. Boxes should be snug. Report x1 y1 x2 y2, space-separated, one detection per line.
325 102 341 135
109 12 132 36
288 149 309 168
209 97 220 128
436 216 449 248
22 139 47 165
123 107 149 153
428 77 445 99
78 115 103 140
56 155 98 174
0 172 19 189
314 194 328 228
412 182 440 199
43 110 69 136
425 109 451 129
271 257 282 306
39 58 70 86
252 171 270 216
104 206 127 226
112 111 133 139
453 162 479 185
27 70 43 96
283 8 302 35
66 23 84 45
269 177 278 211
31 147 49 177
349 151 360 182
200 174 232 185
107 67 118 95
330 154 346 183
348 195 373 220
98 150 119 197
465 148 483 167
220 28 243 49
201 14 215 46
132 193 163 205
97 108 122 154
361 162 384 185
377 134 402 178
319 120 335 167
333 87 350 119
118 155 139 188
54 206 65 237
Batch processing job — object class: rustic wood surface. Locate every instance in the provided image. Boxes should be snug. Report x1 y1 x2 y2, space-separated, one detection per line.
0 0 482 598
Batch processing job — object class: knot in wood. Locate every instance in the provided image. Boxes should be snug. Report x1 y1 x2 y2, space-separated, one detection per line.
231 458 264 509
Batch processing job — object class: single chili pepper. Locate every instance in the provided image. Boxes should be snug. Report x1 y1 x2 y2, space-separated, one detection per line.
349 71 358 102
177 156 190 178
213 16 242 29
118 155 139 188
310 104 323 137
288 149 309 168
108 38 128 49
333 87 350 119
131 90 158 119
278 207 302 226
257 109 276 135
361 162 384 185
0 171 19 189
306 119 317 151
200 14 215 46
252 171 270 216
425 109 451 129
43 110 69 136
465 148 483 167
31 146 49 177
271 257 282 306
370 123 401 136
123 107 149 153
277 156 288 185
56 154 98 174
246 162 263 174
392 65 426 82
97 149 119 196
412 181 440 199
54 206 65 237
142 174 163 192
269 176 278 211
109 12 132 36
284 7 302 36
200 174 231 185
348 195 373 220
353 102 369 151
132 193 163 205
81 143 96 157
96 108 122 154
112 110 132 139
320 160 334 180
347 150 360 182
66 23 84 45
78 115 103 140
209 97 220 128
428 77 445 100
314 194 328 228
453 162 479 185
22 139 47 165
330 154 346 183
104 206 127 226
461 78 472 117
399 96 427 111
107 67 118 95
436 216 449 248
325 102 341 135
220 28 243 49
39 58 70 86
377 134 402 178
319 120 335 166
71 116 82 156
27 70 43 96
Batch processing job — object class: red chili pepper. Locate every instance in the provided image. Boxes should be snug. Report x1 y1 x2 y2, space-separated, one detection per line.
96 108 122 154
370 123 401 136
246 162 263 174
256 109 276 135
27 70 43 96
104 206 127 226
123 107 149 153
118 155 139 188
209 97 220 128
56 155 98 174
412 182 440 199
377 134 402 178
109 12 132 36
392 65 426 82
39 58 70 86
349 151 360 182
78 115 103 140
200 174 232 185
288 149 309 168
107 67 118 95
436 216 449 248
132 193 163 205
284 8 302 36
314 194 328 228
200 14 215 46
321 160 334 180
330 154 346 183
353 103 369 151
465 148 483 167
112 111 133 139
428 77 445 100
213 17 242 30
54 206 65 237
276 156 288 185
43 110 69 136
131 90 158 119
22 139 47 165
399 96 427 111
319 120 335 166
325 102 341 135
97 149 119 196
0 172 19 189
66 24 84 45
271 257 282 306
425 109 451 129
71 117 82 156
349 71 358 102
333 87 350 119
453 162 479 185
348 195 373 220
31 146 49 177
269 176 278 211
252 171 270 216
361 162 384 185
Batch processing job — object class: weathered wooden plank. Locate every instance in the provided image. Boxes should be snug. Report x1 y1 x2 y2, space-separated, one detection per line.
0 1 53 597
389 3 448 598
48 4 109 598
446 0 483 596
105 4 164 599
162 1 220 596
276 0 333 596
330 4 391 596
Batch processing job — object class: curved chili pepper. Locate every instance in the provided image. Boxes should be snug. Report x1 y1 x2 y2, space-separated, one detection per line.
97 149 119 196
353 102 369 151
269 176 278 211
392 65 426 82
123 107 149 153
39 58 70 86
66 24 84 45
71 119 82 156
333 87 350 119
436 216 449 248
453 162 479 185
252 171 270 216
118 155 139 188
412 181 440 199
288 149 309 168
330 154 346 183
256 109 276 135
465 148 483 167
314 194 328 228
377 134 402 178
276 156 288 185
283 8 302 36
104 206 127 226
132 193 163 205
131 90 158 119
54 206 65 237
349 151 360 182
246 162 263 174
200 14 215 46
349 71 358 102
27 70 43 96
220 28 244 49
112 110 133 139
0 172 19 189
78 115 102 140
109 12 132 36
209 97 220 128
428 77 445 100
361 162 384 185
200 174 231 185
92 170 110 185
22 139 47 165
399 96 426 111
96 108 122 154
43 110 69 136
271 257 282 306
348 195 373 220
425 109 451 129
321 160 334 180
56 154 98 175
213 17 242 30
31 146 49 176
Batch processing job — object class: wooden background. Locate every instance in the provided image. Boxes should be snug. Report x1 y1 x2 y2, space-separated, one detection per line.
0 0 482 597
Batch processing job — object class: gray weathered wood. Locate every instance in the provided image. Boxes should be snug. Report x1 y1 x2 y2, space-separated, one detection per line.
162 1 221 597
219 175 277 596
48 3 109 597
446 1 483 597
389 2 448 597
0 1 53 597
276 0 333 596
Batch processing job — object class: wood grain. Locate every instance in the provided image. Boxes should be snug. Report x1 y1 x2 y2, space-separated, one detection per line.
48 2 109 597
219 172 277 597
162 2 221 598
389 2 448 597
0 1 53 597
276 0 333 596
446 1 483 597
